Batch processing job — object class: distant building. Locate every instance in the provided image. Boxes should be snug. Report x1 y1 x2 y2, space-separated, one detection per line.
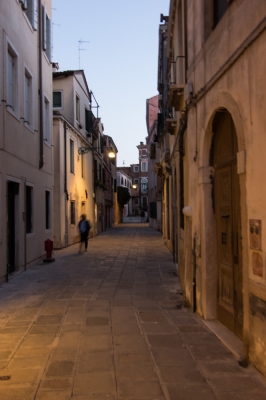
117 169 132 216
146 95 162 231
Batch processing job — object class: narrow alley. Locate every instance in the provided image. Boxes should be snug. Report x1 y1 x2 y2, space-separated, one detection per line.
0 223 265 400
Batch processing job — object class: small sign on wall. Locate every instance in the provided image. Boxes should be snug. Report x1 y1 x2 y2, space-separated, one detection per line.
252 251 263 277
249 219 262 251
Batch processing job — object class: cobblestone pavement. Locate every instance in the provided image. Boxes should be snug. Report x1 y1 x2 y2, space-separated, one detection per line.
0 223 266 400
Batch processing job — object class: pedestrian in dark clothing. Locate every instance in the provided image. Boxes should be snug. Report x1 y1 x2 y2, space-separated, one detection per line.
78 214 92 252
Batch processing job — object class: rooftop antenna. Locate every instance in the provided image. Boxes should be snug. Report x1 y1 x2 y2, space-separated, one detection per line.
123 160 125 166
78 39 90 69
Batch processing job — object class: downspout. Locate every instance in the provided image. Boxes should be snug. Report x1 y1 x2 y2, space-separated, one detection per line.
64 120 68 247
24 177 27 271
38 0 44 169
193 235 197 312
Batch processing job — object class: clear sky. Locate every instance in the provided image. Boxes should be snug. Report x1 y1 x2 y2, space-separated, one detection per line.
52 0 169 167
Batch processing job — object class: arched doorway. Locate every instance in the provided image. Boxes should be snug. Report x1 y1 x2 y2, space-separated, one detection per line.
212 109 243 339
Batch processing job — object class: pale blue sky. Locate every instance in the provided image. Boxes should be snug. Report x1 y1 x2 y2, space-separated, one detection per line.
52 0 169 166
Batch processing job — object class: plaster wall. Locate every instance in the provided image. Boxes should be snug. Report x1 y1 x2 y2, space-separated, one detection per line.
0 0 53 282
185 0 266 375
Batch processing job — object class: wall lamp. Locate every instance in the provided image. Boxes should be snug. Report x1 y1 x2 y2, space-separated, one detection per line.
78 146 116 158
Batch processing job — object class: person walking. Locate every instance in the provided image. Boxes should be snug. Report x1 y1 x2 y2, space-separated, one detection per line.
140 209 145 223
78 214 92 252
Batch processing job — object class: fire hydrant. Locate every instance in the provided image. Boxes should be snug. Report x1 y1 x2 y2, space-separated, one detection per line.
44 239 55 263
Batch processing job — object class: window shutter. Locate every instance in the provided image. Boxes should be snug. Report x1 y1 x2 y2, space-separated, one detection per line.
42 4 47 51
53 92 62 108
46 16 52 61
24 74 29 123
26 0 38 31
20 0 28 11
7 52 13 108
85 109 93 133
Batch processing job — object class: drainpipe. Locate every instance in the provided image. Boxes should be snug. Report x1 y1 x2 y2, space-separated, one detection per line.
193 235 197 312
24 177 27 271
38 0 44 169
64 121 68 247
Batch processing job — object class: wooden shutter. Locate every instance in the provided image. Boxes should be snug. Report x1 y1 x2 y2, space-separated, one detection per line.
42 4 47 50
7 52 13 108
26 0 38 30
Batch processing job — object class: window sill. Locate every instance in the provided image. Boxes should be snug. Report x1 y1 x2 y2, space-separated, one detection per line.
6 107 20 122
26 232 35 239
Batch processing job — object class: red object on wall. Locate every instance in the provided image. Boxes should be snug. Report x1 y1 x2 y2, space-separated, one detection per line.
44 239 55 263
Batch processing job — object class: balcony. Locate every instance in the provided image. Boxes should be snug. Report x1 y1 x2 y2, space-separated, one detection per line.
165 108 177 135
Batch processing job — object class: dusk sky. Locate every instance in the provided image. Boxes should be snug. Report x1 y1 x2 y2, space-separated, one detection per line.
52 0 169 166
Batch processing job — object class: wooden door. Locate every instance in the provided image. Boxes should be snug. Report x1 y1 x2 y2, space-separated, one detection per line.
214 111 243 339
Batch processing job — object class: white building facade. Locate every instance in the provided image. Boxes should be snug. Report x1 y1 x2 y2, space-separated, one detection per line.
0 0 53 283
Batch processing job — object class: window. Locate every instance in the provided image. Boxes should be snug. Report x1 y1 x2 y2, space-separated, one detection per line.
44 96 50 143
45 190 51 229
24 68 33 126
42 4 52 61
76 95 80 122
141 178 148 192
7 44 18 112
141 162 147 172
134 178 139 185
24 0 38 30
53 91 62 108
70 201 75 225
70 139 74 173
121 177 124 185
26 185 33 233
134 198 139 205
133 166 139 173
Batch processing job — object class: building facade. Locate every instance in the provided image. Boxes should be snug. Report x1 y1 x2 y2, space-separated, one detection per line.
117 169 132 217
146 95 162 231
157 0 266 376
0 0 53 283
53 70 117 247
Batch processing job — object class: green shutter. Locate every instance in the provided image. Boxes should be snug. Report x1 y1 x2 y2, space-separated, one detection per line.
85 109 93 133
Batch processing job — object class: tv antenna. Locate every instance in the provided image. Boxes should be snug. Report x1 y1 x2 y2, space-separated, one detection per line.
78 39 90 69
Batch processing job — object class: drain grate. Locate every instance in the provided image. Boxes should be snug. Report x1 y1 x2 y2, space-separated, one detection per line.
0 376 11 381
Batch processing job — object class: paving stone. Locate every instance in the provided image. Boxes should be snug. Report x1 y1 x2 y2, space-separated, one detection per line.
0 387 36 400
208 376 266 392
45 360 74 377
74 371 115 395
78 351 114 373
157 364 206 384
9 354 49 369
35 391 71 400
86 317 110 326
29 325 60 335
80 335 112 352
114 335 147 353
35 315 63 325
118 380 164 398
20 334 55 347
146 334 184 348
141 321 176 334
116 363 158 381
39 377 72 390
115 351 152 364
166 384 217 400
151 347 194 365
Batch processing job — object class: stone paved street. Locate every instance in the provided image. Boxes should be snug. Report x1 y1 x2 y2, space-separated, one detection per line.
0 223 266 399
